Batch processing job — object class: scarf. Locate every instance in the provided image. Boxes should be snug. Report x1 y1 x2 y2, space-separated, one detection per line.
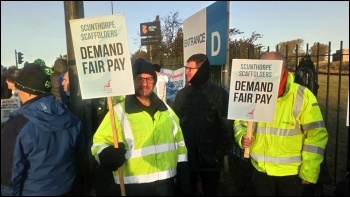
278 70 288 97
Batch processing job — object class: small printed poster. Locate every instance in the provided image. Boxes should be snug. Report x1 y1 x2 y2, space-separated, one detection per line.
1 97 20 123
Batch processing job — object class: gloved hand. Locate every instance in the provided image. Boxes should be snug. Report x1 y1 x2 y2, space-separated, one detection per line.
98 143 127 171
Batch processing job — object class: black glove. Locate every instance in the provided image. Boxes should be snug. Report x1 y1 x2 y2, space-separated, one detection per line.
98 143 127 171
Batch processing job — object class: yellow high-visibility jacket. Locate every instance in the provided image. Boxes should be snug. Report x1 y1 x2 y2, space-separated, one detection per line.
92 94 188 184
234 72 328 184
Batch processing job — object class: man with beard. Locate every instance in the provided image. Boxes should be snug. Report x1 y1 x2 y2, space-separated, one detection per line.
91 58 191 196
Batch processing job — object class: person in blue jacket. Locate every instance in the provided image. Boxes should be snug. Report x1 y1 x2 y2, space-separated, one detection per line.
1 63 84 196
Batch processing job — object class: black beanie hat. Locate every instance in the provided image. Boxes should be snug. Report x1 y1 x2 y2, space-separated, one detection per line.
132 58 157 84
15 63 52 95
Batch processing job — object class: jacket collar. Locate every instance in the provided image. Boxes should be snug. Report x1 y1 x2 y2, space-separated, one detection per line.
124 93 168 114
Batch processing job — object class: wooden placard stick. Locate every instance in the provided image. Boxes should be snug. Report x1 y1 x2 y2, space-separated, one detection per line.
244 121 253 158
107 96 126 196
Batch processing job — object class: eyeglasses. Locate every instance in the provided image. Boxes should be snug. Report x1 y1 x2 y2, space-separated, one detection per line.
136 77 155 84
184 66 199 71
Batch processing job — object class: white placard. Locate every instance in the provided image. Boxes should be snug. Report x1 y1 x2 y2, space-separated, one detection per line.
69 14 135 99
228 59 283 122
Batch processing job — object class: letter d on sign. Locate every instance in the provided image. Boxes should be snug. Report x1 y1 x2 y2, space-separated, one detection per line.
211 31 220 56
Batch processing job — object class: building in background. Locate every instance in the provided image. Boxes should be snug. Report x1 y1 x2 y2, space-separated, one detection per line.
332 49 349 62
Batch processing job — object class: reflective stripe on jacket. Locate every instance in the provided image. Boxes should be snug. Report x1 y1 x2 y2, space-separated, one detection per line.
234 72 328 183
92 94 187 184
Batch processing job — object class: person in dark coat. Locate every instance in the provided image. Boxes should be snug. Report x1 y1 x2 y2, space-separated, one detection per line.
172 53 233 196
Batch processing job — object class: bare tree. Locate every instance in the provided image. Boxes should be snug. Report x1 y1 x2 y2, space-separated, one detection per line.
275 39 305 68
229 29 264 59
158 12 182 67
276 39 304 57
310 42 329 62
172 28 184 66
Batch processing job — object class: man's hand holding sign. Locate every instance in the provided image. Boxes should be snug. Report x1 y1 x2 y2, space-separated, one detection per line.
228 59 283 158
71 14 189 196
70 14 135 196
230 52 328 196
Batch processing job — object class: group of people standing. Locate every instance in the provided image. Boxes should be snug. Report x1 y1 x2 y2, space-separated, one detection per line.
1 52 328 196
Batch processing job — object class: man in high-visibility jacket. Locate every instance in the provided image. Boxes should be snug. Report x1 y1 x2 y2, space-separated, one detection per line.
91 58 190 196
234 52 328 196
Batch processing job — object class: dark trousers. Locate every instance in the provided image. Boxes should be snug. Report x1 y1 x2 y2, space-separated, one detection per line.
251 168 305 196
115 178 175 196
190 170 221 196
93 163 174 196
